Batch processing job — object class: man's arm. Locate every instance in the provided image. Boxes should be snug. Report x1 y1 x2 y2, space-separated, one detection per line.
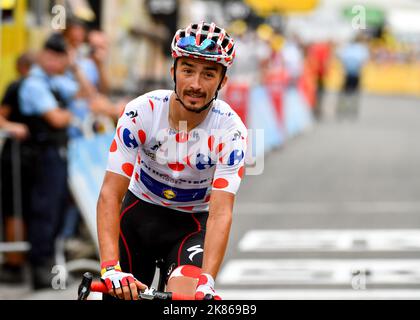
201 190 235 279
89 30 110 94
43 108 73 129
97 171 130 262
71 64 97 99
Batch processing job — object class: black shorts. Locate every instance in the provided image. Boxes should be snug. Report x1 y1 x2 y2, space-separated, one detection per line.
343 74 360 93
119 190 208 287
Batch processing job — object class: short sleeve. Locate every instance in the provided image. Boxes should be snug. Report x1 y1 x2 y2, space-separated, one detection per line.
19 79 57 115
52 74 79 104
106 97 152 179
212 124 247 195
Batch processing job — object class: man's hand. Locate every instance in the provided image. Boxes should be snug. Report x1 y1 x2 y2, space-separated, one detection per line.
195 273 221 300
100 260 147 300
89 30 109 65
3 122 29 140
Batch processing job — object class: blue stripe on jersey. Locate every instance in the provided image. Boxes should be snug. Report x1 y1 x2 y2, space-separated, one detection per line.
140 169 207 202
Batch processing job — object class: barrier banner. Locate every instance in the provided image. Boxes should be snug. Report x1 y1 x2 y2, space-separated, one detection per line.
264 68 285 129
222 82 250 125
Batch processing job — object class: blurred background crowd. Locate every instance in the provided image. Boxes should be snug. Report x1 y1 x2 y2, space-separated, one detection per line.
1 0 420 297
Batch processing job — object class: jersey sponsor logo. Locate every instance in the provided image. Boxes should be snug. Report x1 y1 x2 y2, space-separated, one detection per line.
211 107 234 117
187 245 204 262
140 169 207 202
195 153 216 170
146 94 168 102
163 189 176 200
122 128 139 149
232 130 242 141
126 110 138 119
141 162 212 185
228 149 244 166
151 141 162 151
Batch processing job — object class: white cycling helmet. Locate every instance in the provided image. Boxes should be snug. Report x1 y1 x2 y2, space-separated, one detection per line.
171 22 236 68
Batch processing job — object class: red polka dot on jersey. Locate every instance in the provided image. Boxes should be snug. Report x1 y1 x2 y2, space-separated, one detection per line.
180 265 201 278
138 130 146 144
213 178 229 189
205 195 211 202
137 154 141 164
149 99 154 111
176 132 188 143
135 172 139 182
216 143 225 154
208 136 215 151
168 162 185 172
238 166 245 179
161 201 171 206
122 163 134 177
110 139 117 152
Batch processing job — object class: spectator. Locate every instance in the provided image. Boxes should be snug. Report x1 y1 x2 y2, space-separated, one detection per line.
0 52 35 284
337 34 370 119
307 41 332 120
282 34 304 86
59 20 124 244
62 18 122 137
18 33 91 289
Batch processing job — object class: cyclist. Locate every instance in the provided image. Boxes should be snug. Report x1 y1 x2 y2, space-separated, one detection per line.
97 22 247 300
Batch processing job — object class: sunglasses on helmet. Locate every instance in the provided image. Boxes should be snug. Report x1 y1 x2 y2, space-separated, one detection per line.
177 36 220 55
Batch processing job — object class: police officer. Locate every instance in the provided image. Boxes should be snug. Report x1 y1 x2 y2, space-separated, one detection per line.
18 33 90 289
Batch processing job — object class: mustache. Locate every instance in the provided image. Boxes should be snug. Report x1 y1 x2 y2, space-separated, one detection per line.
183 89 206 97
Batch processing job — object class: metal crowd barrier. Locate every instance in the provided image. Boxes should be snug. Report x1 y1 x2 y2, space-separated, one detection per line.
0 131 31 255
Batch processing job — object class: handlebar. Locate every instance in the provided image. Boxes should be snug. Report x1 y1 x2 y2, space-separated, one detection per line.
78 272 195 300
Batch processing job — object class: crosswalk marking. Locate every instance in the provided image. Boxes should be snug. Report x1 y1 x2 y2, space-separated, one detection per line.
218 259 420 285
235 202 420 215
238 229 420 252
218 289 420 300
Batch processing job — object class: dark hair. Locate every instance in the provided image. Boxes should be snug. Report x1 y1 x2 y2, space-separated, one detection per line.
44 33 67 54
65 16 88 30
17 52 35 68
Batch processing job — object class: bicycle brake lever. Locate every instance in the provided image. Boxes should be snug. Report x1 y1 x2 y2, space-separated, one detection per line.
139 287 156 300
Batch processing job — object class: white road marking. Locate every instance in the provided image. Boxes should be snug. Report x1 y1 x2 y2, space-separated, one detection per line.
218 259 420 285
235 202 420 215
238 229 420 252
217 289 420 300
